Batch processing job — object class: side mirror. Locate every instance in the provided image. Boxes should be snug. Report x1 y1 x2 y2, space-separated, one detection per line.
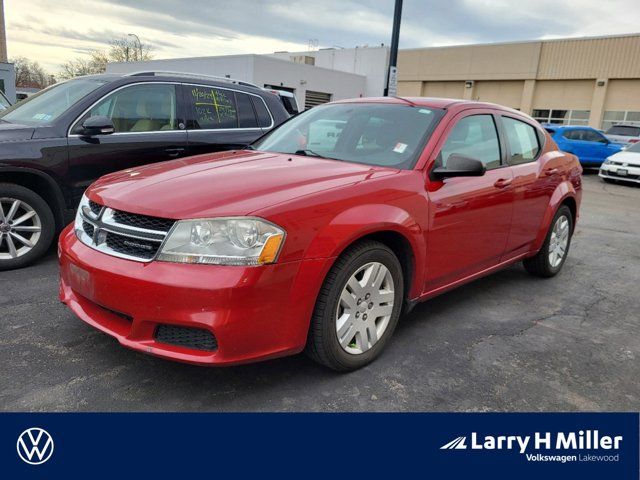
431 154 487 180
81 116 115 136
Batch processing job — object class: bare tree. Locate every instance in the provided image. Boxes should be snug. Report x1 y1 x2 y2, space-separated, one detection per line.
12 57 56 88
60 37 154 79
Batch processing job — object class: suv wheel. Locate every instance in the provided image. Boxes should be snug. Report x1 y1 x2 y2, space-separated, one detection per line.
0 184 55 271
305 241 404 371
523 205 573 278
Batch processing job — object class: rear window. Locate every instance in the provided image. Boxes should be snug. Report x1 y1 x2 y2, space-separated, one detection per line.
251 96 272 128
187 86 238 129
606 125 640 137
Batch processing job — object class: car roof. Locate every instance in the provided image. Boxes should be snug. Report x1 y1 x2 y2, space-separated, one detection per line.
331 96 530 114
542 124 596 131
71 72 268 96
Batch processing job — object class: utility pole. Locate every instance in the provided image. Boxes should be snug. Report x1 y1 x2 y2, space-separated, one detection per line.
385 0 403 96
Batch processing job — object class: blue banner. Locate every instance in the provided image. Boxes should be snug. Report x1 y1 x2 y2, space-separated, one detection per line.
1 413 637 479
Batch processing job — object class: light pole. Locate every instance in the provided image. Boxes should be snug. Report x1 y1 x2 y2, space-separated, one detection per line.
385 0 403 96
127 33 142 60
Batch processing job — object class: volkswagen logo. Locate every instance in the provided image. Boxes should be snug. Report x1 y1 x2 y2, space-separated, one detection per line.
16 427 54 465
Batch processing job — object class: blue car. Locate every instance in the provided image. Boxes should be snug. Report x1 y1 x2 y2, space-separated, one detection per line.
543 124 623 167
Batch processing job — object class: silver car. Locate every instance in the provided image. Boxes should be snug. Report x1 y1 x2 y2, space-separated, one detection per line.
605 124 640 146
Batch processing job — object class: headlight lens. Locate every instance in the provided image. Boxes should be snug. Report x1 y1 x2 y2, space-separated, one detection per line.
157 217 285 266
74 193 91 237
603 157 612 165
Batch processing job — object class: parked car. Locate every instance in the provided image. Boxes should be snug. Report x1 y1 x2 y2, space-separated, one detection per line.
0 72 289 270
59 97 582 371
543 124 622 167
604 124 640 146
599 140 640 185
265 88 300 115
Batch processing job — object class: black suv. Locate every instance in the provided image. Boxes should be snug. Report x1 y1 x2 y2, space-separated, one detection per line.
0 72 289 270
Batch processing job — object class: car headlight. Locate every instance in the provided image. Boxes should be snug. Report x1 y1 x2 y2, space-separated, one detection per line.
603 157 612 165
74 193 91 237
157 217 285 266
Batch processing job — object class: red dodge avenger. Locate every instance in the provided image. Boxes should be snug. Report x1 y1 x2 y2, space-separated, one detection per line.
59 97 582 371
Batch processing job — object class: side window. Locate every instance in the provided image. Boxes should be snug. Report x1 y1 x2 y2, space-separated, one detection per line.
236 93 258 128
562 129 579 140
439 114 501 169
76 83 178 133
502 117 540 165
251 96 272 128
188 86 238 129
584 130 608 143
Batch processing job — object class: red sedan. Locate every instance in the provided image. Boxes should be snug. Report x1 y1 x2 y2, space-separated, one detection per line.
59 97 582 371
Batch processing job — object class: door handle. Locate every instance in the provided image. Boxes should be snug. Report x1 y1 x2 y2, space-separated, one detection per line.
493 178 512 189
165 147 185 157
543 168 559 176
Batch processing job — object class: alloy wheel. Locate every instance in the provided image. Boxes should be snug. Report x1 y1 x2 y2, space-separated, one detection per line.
548 215 570 268
0 198 42 260
335 261 395 355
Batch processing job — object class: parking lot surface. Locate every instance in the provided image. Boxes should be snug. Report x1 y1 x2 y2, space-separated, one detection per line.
1 173 638 412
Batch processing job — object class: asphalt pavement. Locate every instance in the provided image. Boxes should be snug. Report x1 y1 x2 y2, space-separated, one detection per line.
1 172 638 411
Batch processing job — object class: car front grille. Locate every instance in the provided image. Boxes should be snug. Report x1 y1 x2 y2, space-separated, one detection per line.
154 324 218 351
77 202 176 262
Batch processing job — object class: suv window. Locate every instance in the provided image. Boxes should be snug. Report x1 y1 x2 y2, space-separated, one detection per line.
502 117 540 165
251 96 272 128
236 92 258 128
187 86 238 129
582 130 608 143
439 114 501 169
75 83 178 133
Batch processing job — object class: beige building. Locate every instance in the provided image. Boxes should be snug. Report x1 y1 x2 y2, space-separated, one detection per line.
398 34 640 130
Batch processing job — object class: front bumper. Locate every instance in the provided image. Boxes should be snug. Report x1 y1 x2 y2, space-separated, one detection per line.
599 163 640 184
58 225 331 366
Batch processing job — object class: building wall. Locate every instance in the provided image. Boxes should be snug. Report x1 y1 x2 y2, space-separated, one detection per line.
398 34 640 129
269 46 388 97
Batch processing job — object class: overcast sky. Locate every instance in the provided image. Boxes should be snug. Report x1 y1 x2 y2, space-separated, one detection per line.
6 0 640 74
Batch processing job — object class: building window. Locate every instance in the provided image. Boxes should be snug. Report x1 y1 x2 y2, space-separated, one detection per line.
602 111 640 131
532 109 590 126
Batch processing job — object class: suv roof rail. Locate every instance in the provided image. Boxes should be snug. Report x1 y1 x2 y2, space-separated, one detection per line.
123 71 260 89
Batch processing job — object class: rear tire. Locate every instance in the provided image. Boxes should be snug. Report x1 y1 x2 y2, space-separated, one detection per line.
0 183 55 271
305 241 404 371
523 205 573 278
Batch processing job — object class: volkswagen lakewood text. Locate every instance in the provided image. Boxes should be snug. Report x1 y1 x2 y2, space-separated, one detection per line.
59 97 582 371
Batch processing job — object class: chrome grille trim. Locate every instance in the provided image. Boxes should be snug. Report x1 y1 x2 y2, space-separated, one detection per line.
77 204 176 263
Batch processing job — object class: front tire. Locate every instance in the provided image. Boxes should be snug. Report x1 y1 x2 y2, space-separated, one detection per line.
0 184 55 271
523 205 573 278
305 240 404 371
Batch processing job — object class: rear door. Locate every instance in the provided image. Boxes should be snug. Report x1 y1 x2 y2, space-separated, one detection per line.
425 110 514 290
499 115 558 257
182 84 271 156
67 82 188 200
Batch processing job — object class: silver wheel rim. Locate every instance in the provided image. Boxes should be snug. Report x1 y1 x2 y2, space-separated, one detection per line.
335 261 395 355
548 215 570 268
0 198 42 260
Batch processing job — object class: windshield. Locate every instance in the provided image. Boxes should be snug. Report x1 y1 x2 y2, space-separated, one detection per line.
0 78 108 126
606 125 640 137
625 141 640 153
253 103 444 169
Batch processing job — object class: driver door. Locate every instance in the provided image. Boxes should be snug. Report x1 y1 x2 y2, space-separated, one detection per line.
425 111 514 291
66 82 188 202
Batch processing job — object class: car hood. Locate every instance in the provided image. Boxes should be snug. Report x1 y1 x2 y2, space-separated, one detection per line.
89 150 393 219
0 121 35 142
609 150 640 165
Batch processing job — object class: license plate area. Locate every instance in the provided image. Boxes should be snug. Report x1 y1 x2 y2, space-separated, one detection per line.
617 169 628 176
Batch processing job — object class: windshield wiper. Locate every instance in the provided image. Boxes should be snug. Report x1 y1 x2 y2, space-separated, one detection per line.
242 144 255 150
294 149 339 161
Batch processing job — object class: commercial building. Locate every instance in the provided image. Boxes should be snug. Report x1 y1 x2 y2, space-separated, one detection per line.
397 33 640 130
106 48 388 110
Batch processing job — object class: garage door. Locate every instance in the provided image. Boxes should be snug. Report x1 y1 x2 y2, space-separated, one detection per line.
305 90 332 109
